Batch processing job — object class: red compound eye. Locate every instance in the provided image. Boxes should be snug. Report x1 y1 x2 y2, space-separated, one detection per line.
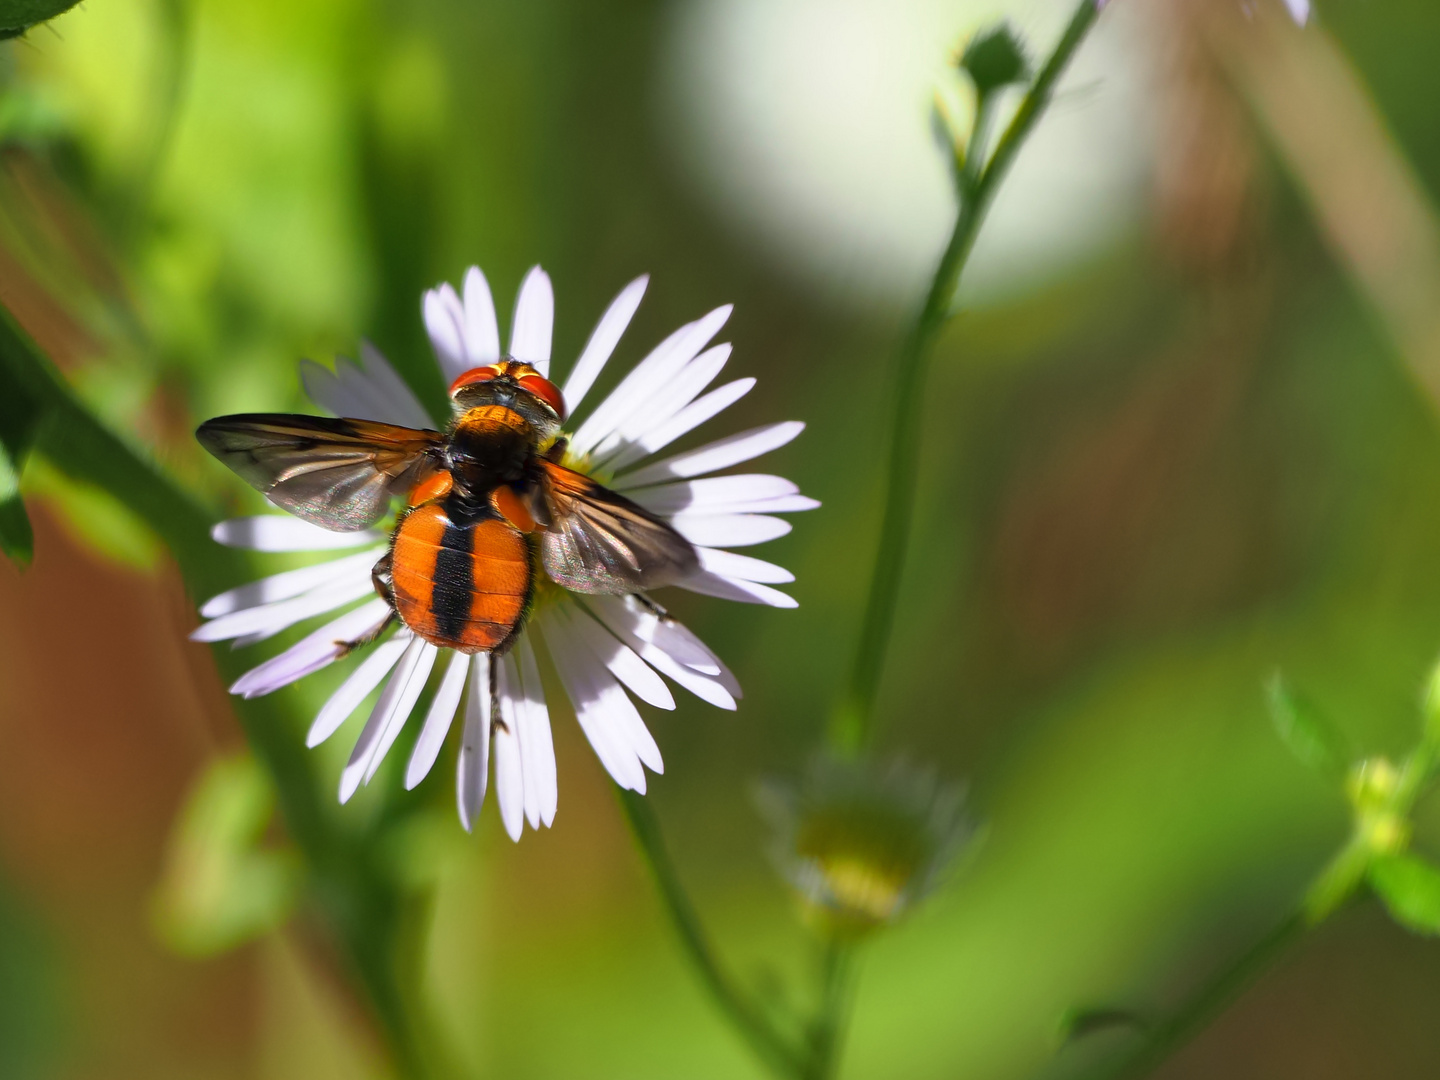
518 373 566 419
448 365 502 396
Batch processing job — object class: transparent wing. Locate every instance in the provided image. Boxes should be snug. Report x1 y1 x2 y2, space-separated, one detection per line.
539 460 698 594
197 413 444 531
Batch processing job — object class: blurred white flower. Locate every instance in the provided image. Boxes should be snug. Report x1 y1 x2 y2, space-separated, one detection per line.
660 0 1158 308
759 756 974 936
194 267 816 839
1098 0 1309 25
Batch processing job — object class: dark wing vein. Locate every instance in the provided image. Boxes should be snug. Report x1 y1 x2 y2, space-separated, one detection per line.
539 460 698 594
197 413 443 531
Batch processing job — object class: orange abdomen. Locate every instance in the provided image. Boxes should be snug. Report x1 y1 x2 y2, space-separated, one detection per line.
390 502 533 653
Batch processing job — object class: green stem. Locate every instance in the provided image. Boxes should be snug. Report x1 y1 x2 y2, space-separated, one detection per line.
0 307 441 1079
831 0 1103 753
1090 912 1308 1080
1083 737 1440 1080
804 939 855 1080
617 790 809 1079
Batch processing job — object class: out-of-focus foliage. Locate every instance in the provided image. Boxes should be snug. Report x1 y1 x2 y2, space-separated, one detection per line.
0 0 81 40
3 0 1440 1078
151 752 299 957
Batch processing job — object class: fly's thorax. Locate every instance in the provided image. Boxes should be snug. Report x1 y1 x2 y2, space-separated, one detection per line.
450 376 563 441
447 404 538 495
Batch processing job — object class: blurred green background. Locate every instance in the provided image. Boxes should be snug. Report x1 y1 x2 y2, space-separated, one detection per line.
3 0 1440 1077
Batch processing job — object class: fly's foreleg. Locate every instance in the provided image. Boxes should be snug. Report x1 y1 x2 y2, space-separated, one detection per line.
489 651 507 734
333 553 397 657
370 550 394 607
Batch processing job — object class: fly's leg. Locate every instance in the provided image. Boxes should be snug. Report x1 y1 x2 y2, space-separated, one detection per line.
489 652 507 734
370 550 395 607
543 436 569 464
333 552 397 657
334 611 396 658
630 593 671 621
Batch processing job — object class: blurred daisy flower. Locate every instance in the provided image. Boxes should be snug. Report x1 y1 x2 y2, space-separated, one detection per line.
193 267 815 839
759 756 973 937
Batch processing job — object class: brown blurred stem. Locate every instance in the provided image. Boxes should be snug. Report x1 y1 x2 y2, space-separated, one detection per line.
832 0 1103 753
0 305 445 1080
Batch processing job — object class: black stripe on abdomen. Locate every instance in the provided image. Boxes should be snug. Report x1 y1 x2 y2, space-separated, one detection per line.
431 517 475 641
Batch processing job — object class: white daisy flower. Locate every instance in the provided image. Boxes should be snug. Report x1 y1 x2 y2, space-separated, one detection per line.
194 267 815 839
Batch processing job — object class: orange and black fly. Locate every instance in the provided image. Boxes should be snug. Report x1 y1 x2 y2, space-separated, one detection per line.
197 359 699 660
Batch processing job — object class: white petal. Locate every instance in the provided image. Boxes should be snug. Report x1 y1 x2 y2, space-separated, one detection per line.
300 341 433 429
191 573 375 643
456 653 492 831
200 548 383 618
509 266 554 376
515 636 558 826
363 642 437 784
360 341 436 423
338 636 433 802
612 418 803 490
694 546 794 584
604 378 755 475
538 612 647 791
307 633 411 747
562 275 647 415
589 344 732 466
500 653 540 830
462 266 502 366
494 654 526 840
584 594 718 673
569 605 675 710
424 283 469 382
405 648 470 789
569 305 732 456
229 599 391 698
213 517 386 552
626 475 796 515
680 571 797 608
670 513 791 548
582 597 737 710
1284 0 1309 25
550 612 664 775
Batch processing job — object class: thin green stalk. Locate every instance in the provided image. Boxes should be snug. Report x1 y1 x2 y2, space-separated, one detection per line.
1091 912 1307 1080
832 0 1103 753
617 790 809 1079
1084 738 1440 1080
804 939 855 1080
0 307 441 1080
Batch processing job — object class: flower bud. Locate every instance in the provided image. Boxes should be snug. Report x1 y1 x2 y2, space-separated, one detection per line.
759 756 973 938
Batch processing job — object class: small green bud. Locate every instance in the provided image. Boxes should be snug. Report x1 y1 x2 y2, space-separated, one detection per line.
1346 756 1400 813
958 24 1031 96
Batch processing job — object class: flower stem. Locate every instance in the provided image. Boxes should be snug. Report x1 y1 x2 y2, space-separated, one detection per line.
617 789 810 1078
0 307 443 1079
831 0 1103 754
803 938 855 1080
1080 737 1440 1080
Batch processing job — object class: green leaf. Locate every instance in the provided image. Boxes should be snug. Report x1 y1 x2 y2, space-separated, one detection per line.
1369 853 1440 936
0 0 83 38
151 754 301 957
25 456 163 572
1265 673 1350 779
959 24 1031 96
